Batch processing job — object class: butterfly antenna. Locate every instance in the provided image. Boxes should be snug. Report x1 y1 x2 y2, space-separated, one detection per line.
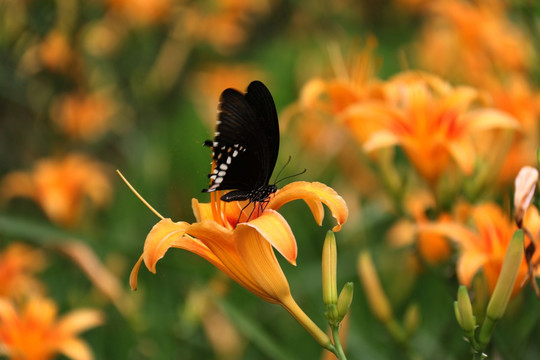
273 155 292 183
274 167 307 185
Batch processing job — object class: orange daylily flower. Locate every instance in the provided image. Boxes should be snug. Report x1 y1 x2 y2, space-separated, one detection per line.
38 30 72 72
420 203 540 296
0 296 103 360
342 71 520 185
50 92 117 141
0 154 112 227
387 190 452 265
130 181 347 299
128 180 347 347
106 0 172 25
479 75 540 185
294 39 381 157
0 243 45 298
416 0 533 83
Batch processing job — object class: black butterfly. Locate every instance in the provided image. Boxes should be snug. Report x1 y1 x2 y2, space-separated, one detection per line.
202 80 280 209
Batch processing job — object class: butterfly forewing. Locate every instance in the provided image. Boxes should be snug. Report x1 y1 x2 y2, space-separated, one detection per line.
202 81 280 199
244 81 280 174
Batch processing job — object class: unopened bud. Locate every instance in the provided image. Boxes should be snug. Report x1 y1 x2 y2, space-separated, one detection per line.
514 166 538 226
358 251 393 323
322 231 338 307
403 303 420 335
486 230 524 321
337 282 354 321
455 285 475 333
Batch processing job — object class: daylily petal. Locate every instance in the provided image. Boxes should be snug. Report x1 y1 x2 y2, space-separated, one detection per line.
457 250 488 287
0 297 17 326
341 102 399 144
267 181 348 231
447 138 476 174
237 209 297 265
56 309 104 335
235 224 292 303
363 129 401 153
417 223 478 249
465 109 520 131
143 219 190 273
192 198 213 222
129 255 144 290
187 221 275 302
58 338 94 360
439 86 479 113
140 218 233 284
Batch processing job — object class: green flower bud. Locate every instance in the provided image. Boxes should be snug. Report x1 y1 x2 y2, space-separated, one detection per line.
456 285 475 333
486 230 524 321
322 231 338 307
337 282 354 321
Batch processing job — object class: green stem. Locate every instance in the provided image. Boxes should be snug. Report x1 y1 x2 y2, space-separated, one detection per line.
280 294 334 350
331 325 347 360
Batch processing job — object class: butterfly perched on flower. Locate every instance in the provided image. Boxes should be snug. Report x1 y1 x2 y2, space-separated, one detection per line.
202 80 280 211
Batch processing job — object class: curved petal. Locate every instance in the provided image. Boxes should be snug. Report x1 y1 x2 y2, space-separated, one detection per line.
417 223 479 249
56 309 104 335
267 181 348 231
0 298 17 327
187 221 275 302
239 210 297 265
457 250 488 287
447 138 476 174
464 109 520 132
340 102 398 144
58 338 94 360
192 198 213 222
234 224 292 304
439 86 479 113
143 219 190 273
363 130 401 153
129 255 144 290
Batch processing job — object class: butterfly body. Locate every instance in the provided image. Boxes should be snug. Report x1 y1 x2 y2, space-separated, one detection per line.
202 81 280 207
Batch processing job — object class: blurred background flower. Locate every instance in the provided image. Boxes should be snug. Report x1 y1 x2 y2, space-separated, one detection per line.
1 0 539 358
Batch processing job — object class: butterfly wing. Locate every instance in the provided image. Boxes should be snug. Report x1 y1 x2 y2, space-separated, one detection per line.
244 80 280 179
202 81 279 194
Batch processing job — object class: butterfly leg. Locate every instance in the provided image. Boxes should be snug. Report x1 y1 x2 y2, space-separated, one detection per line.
237 201 254 224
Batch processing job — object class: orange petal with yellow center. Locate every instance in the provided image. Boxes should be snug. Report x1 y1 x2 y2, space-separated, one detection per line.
238 209 297 265
143 219 190 273
187 221 275 302
267 181 348 231
234 224 292 303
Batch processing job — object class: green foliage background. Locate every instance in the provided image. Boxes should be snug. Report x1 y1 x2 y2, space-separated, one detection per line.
1 0 540 359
